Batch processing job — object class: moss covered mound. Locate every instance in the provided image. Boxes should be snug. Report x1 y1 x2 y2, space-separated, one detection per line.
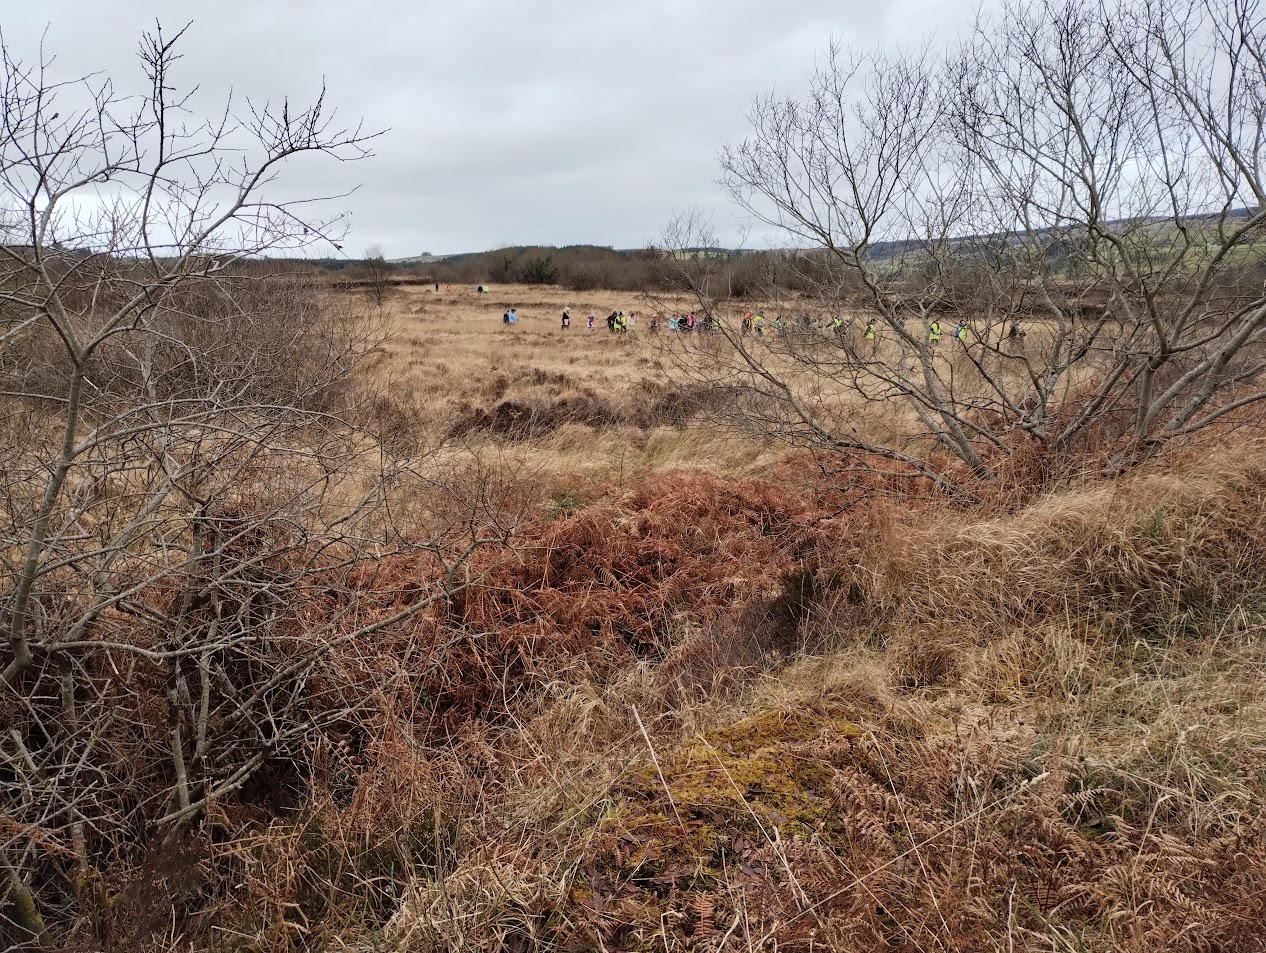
589 707 863 894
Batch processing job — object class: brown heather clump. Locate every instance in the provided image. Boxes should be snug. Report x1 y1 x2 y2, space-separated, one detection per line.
305 470 823 729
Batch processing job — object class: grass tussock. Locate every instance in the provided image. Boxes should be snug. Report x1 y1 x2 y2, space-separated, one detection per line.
876 463 1266 639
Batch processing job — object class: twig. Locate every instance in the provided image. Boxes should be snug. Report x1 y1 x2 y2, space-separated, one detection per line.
631 705 683 829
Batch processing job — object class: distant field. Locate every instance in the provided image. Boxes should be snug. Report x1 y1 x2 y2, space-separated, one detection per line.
364 283 785 482
360 283 1108 485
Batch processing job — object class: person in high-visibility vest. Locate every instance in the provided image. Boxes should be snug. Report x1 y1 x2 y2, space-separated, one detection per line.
953 321 967 344
831 316 844 334
928 319 943 345
864 319 876 341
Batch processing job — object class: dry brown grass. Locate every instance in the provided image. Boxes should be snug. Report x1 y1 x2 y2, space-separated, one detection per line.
18 283 1266 952
236 445 1266 953
355 284 785 484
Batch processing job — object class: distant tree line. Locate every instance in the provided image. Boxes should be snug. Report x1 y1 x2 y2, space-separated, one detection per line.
286 244 871 296
241 216 1266 305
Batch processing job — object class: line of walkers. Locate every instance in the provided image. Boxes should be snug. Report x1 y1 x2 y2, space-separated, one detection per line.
549 305 1026 347
652 312 715 333
579 308 715 333
557 306 635 331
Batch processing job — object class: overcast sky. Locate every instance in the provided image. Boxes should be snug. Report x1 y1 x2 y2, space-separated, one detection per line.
6 1 984 258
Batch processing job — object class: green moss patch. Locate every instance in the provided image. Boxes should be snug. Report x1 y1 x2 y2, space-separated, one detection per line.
583 706 862 898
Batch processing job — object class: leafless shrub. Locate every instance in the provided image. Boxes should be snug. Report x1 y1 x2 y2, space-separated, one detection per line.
0 25 517 950
357 243 396 309
657 0 1266 493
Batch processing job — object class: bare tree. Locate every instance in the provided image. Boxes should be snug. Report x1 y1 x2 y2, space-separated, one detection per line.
359 242 396 308
664 0 1266 490
0 26 509 948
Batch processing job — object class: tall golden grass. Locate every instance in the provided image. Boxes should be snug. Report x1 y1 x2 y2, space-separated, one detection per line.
363 284 784 484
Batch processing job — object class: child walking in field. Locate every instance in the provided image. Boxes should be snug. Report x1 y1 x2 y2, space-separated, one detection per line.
587 312 595 330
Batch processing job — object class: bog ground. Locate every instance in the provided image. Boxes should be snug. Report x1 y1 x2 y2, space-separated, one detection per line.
5 278 1266 952
322 284 1266 952
372 283 785 481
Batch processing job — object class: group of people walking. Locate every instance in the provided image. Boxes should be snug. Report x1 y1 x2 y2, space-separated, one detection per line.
654 312 713 333
557 307 635 331
554 306 724 333
741 312 854 336
927 319 969 345
514 304 1026 350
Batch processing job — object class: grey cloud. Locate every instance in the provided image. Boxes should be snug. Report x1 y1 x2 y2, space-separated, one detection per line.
6 0 985 257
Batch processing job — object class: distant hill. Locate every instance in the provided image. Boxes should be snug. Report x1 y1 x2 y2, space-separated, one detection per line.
386 207 1259 270
386 245 749 267
861 206 1260 262
388 253 446 266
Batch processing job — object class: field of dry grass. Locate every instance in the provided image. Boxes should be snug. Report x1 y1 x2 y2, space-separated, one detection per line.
366 284 786 483
264 285 1266 952
14 282 1266 952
